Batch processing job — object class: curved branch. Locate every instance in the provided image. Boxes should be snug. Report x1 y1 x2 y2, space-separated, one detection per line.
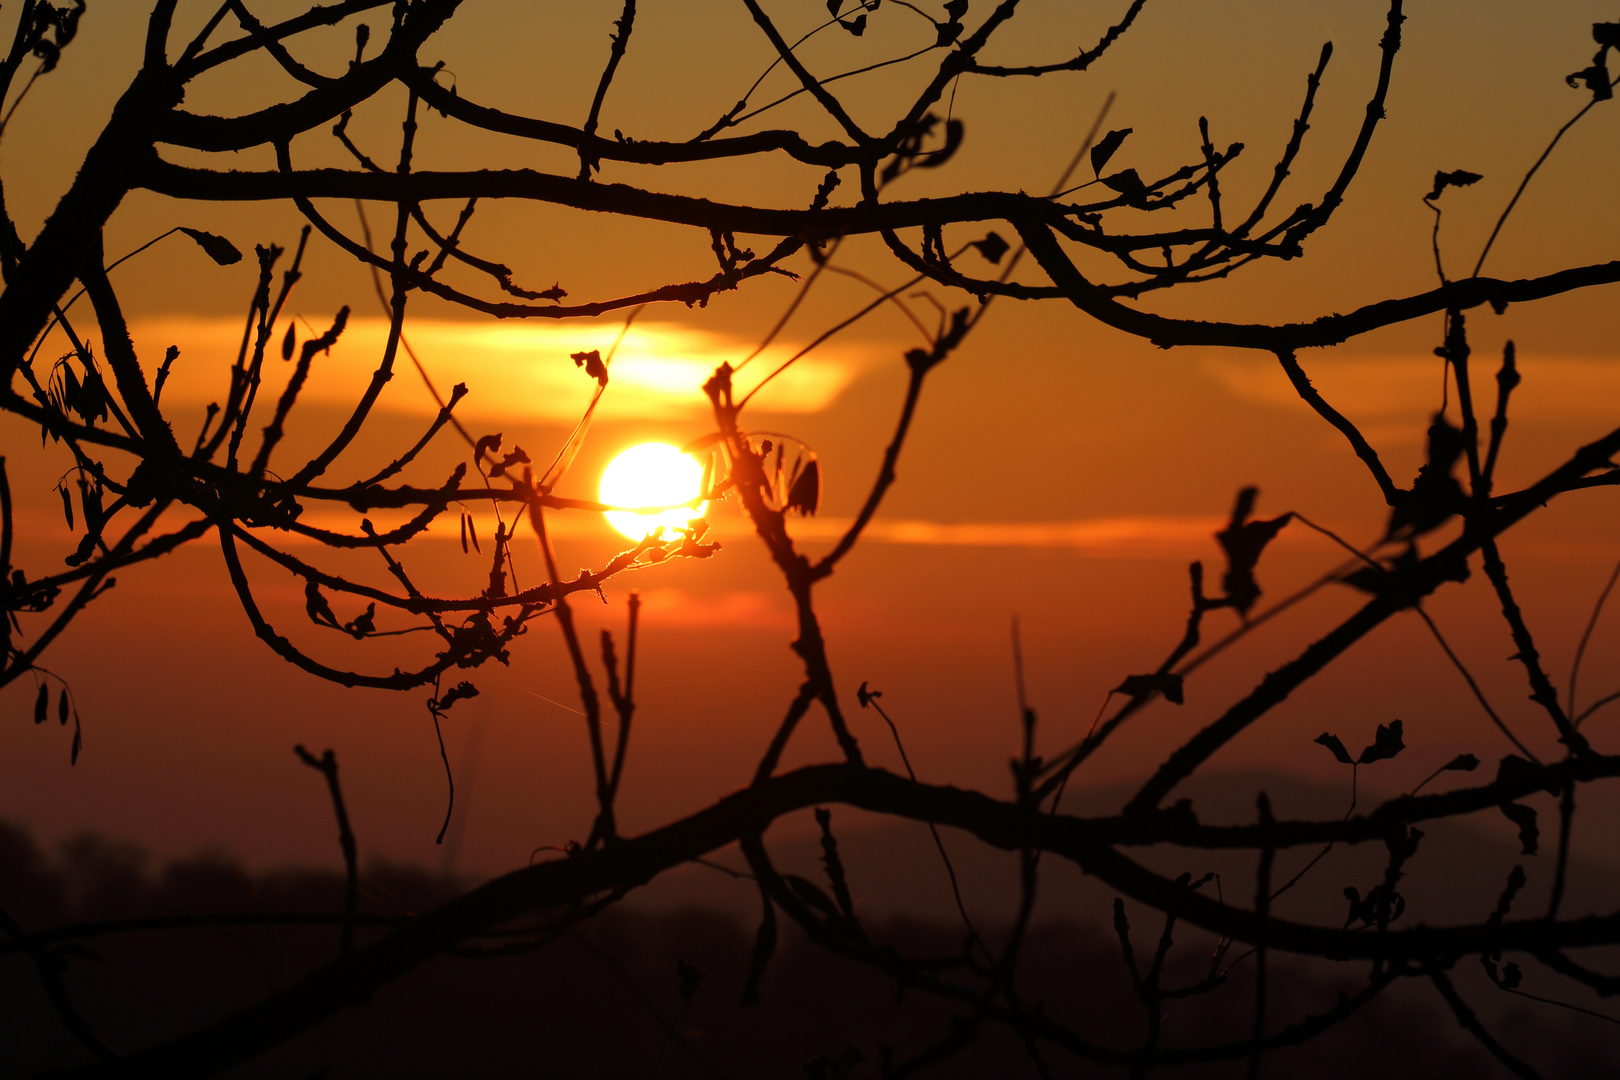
1015 218 1620 352
970 0 1147 78
405 68 860 168
140 155 1065 239
157 1 457 151
179 0 395 78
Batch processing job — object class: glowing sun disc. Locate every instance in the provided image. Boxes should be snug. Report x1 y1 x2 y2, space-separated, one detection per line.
600 442 705 540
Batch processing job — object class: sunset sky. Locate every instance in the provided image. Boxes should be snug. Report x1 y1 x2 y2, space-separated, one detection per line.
3 0 1620 886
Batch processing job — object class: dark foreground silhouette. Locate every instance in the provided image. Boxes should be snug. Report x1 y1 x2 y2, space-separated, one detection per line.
4 814 1615 1080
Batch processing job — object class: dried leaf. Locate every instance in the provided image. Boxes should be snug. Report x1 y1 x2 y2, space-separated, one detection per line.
34 683 48 724
281 322 296 361
488 447 530 480
1090 128 1133 175
1216 487 1292 615
1388 414 1466 538
78 370 107 423
58 688 68 725
1314 731 1354 765
58 484 73 531
785 457 820 516
970 231 1010 264
1112 672 1184 705
856 681 883 708
1357 719 1405 765
1443 753 1480 772
344 603 377 640
915 118 964 168
178 228 243 266
571 349 608 387
943 0 969 19
304 580 337 628
1567 59 1614 101
1101 168 1147 202
433 680 480 712
1426 169 1483 201
839 12 866 35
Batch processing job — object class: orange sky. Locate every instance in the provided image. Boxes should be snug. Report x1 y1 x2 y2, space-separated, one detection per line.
3 1 1620 879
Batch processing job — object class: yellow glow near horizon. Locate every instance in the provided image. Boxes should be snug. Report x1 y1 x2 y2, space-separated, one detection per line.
599 443 705 540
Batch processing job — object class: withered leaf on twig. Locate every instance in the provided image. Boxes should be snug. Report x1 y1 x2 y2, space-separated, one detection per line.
304 580 338 628
914 119 965 171
1215 487 1291 615
571 349 608 387
1388 415 1466 538
343 603 377 640
487 447 529 479
1314 731 1354 765
431 680 480 712
178 228 244 266
1567 54 1614 101
785 458 820 516
970 231 1010 264
1090 128 1133 175
1357 719 1405 764
1113 672 1184 705
1425 169 1482 201
1315 721 1404 766
1101 169 1148 204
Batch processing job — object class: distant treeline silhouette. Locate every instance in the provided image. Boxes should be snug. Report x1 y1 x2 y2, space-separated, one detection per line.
9 816 1617 1079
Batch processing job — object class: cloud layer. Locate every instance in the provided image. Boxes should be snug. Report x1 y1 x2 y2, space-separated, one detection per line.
126 316 869 422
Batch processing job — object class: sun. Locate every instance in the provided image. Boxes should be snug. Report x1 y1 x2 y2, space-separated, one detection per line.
599 442 706 541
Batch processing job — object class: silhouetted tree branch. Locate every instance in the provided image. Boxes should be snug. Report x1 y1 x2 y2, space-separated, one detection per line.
6 2 1620 1076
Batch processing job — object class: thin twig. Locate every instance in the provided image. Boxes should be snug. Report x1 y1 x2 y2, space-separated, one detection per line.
293 745 360 954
